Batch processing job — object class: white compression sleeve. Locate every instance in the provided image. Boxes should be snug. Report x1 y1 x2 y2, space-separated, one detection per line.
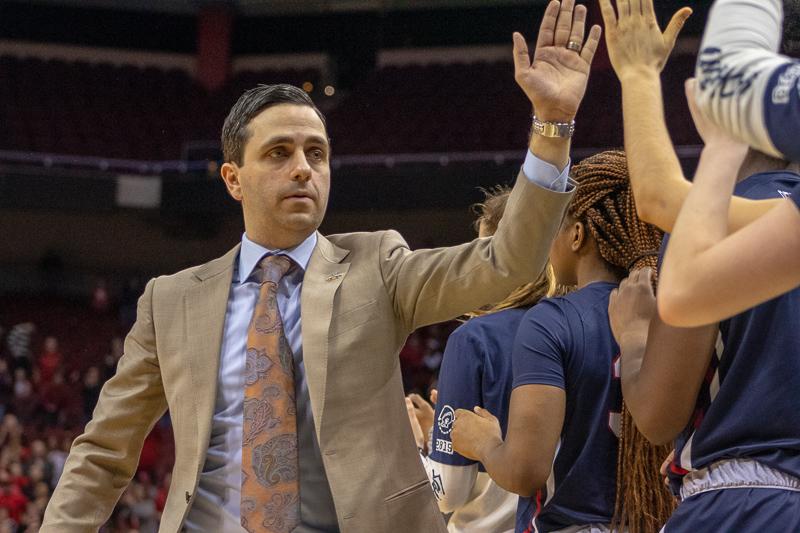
695 0 800 161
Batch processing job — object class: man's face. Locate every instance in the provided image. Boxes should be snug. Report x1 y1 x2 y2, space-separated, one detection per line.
222 104 330 248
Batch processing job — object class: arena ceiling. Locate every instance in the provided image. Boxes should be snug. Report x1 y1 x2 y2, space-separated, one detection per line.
8 0 545 16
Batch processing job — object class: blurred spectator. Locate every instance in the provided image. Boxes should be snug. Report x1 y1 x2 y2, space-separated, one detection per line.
91 278 110 314
37 336 63 384
6 323 35 373
82 367 102 420
0 508 15 533
0 468 28 524
0 362 12 419
39 371 80 427
103 337 124 382
46 435 69 489
12 370 35 421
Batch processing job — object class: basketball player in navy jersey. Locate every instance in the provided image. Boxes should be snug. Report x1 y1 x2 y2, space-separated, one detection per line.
408 187 559 533
452 151 672 533
602 1 800 530
656 0 800 325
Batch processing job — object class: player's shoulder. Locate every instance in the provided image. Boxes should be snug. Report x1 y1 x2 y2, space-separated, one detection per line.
522 284 614 327
451 307 528 345
736 170 800 199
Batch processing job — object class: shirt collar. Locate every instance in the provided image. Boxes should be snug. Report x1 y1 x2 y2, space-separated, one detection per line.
236 231 318 284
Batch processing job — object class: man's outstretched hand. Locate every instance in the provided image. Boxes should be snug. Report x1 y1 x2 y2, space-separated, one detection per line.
514 0 602 122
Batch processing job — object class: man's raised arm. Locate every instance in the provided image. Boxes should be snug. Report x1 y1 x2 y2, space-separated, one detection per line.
383 0 601 331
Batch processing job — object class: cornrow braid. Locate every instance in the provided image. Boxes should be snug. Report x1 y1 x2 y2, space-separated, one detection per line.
569 150 672 533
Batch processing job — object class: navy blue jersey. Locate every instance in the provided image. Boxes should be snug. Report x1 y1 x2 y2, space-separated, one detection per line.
793 182 800 211
664 171 800 491
512 283 621 533
763 62 800 162
430 308 526 471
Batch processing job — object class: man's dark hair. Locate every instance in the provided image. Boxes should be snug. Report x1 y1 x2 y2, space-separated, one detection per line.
783 0 800 58
221 84 327 165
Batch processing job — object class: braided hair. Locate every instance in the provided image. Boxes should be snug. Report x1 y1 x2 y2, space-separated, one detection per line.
569 151 672 533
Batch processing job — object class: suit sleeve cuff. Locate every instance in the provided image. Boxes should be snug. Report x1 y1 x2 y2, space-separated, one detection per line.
522 149 571 192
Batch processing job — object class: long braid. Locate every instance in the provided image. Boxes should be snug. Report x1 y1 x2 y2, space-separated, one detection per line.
569 151 673 533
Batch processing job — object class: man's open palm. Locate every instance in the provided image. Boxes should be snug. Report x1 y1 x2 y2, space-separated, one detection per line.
514 0 602 121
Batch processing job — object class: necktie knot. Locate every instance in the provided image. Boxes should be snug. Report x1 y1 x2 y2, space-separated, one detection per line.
256 254 293 285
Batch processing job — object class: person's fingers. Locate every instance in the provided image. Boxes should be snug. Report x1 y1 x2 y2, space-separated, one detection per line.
474 406 497 421
535 1 561 50
580 25 602 65
598 0 617 28
554 0 576 47
408 393 426 408
454 408 471 421
638 266 654 286
608 288 619 310
430 389 438 404
642 0 655 19
567 4 587 50
663 7 693 54
618 0 631 19
513 32 532 77
630 0 642 18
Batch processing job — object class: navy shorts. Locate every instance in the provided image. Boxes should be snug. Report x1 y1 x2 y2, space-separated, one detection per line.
662 487 800 532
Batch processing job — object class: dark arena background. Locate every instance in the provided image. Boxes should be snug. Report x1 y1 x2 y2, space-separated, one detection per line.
0 1 710 530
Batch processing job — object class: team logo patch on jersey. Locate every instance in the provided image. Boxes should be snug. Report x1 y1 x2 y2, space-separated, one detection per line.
438 405 455 434
779 189 792 198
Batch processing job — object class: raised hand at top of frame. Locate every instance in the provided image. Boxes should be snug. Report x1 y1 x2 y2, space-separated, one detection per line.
513 0 602 123
599 0 692 78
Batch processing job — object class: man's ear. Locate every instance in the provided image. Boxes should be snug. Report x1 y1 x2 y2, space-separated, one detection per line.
220 162 243 202
570 220 587 253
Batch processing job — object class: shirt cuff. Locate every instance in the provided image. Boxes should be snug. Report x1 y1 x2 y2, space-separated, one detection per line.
522 149 571 192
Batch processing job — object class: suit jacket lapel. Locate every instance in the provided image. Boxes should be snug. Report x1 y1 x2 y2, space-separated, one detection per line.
301 232 350 438
184 244 239 460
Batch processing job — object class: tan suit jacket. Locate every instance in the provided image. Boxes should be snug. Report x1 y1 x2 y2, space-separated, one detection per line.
42 173 572 532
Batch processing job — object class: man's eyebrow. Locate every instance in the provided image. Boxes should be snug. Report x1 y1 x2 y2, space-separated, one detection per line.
259 136 295 149
259 135 330 150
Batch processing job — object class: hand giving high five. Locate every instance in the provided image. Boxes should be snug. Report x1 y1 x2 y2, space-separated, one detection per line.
514 0 602 122
600 0 692 77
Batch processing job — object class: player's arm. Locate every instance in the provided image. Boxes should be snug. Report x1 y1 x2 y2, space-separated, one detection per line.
380 0 603 330
450 388 564 497
421 327 486 510
694 0 800 161
42 279 167 532
451 304 566 496
609 268 717 445
600 0 780 234
659 81 800 326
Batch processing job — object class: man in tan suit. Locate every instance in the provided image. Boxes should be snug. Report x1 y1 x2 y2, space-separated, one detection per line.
42 2 600 531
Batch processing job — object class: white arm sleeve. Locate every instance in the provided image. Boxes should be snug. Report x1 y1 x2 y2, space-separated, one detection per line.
418 453 479 513
696 0 800 161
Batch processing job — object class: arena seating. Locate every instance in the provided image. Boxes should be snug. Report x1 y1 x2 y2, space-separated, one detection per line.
0 53 699 160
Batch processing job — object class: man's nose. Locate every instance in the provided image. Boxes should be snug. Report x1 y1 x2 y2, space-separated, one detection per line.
291 151 312 182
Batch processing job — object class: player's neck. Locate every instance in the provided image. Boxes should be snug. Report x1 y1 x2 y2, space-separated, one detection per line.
574 255 621 289
736 149 793 182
